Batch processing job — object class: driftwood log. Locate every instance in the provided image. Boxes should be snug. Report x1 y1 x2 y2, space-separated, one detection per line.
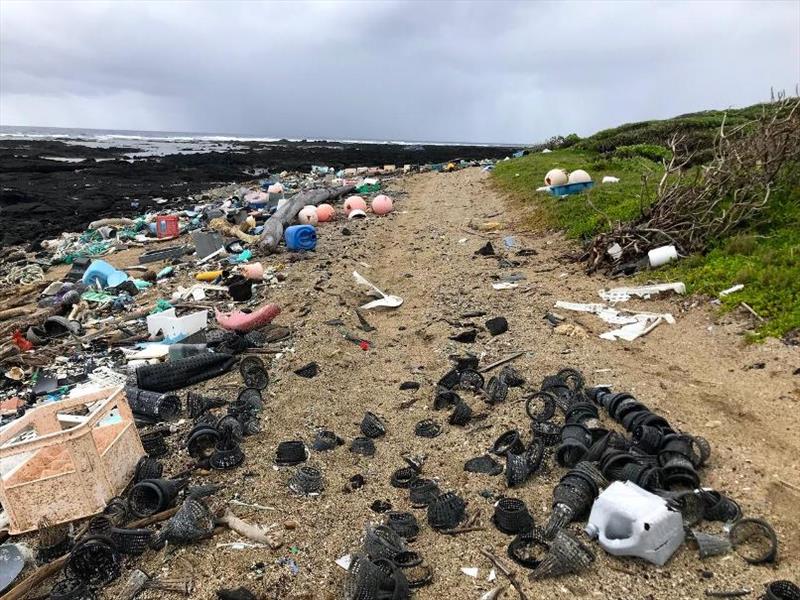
258 185 355 252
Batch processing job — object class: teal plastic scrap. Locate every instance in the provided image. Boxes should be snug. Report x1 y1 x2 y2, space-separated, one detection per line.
230 249 253 264
81 290 116 303
356 183 381 194
150 299 173 314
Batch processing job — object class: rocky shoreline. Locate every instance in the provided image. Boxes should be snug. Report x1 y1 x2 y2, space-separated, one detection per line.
0 139 516 247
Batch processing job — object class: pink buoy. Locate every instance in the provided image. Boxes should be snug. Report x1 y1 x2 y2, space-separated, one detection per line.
241 262 264 280
343 195 367 216
317 203 336 222
371 194 394 215
298 205 319 225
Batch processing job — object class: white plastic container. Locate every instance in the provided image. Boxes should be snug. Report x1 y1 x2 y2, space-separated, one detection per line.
146 308 208 343
585 481 684 565
648 245 678 267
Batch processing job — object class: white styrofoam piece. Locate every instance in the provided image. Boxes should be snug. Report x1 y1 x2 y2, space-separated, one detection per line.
146 308 208 343
599 282 686 303
719 284 744 297
554 301 675 341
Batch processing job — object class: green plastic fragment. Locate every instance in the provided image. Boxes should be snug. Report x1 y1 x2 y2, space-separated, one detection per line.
150 299 173 314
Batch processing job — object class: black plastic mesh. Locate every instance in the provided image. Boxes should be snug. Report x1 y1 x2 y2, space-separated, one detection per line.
125 387 181 421
427 492 466 530
618 462 663 491
360 412 386 438
350 437 376 457
275 440 307 466
210 443 245 470
363 525 406 560
186 392 226 418
448 401 472 426
661 490 705 528
239 356 269 389
525 390 557 422
699 490 742 522
87 515 113 536
313 429 344 451
49 577 93 600
390 466 418 489
526 438 547 474
136 352 235 392
129 478 187 518
555 440 587 468
565 402 599 425
409 478 440 507
530 529 595 579
659 434 696 465
572 461 608 489
765 581 800 600
661 457 700 489
505 452 531 487
154 496 215 547
633 425 664 454
729 518 778 564
386 512 420 540
289 465 324 495
508 527 549 569
691 530 732 558
543 503 576 539
457 369 484 391
342 555 383 600
135 456 163 483
66 536 121 586
493 497 534 535
414 419 442 438
186 424 220 458
437 369 460 390
464 455 503 476
343 555 409 600
532 421 561 446
556 368 585 391
216 415 244 444
102 497 129 526
110 527 153 555
499 365 525 387
140 430 168 457
402 563 432 589
236 388 264 412
484 376 508 404
433 388 460 410
36 518 71 565
492 430 525 456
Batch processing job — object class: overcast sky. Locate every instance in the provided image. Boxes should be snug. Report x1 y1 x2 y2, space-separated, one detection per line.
1 1 798 144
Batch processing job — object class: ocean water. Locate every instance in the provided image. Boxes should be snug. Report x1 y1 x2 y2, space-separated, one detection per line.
0 125 493 158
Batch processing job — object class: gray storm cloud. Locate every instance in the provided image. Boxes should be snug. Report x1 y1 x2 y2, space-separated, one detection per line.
1 0 798 143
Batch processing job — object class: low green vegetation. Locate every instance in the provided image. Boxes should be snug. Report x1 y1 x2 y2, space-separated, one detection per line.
661 184 799 341
576 104 769 164
493 103 799 341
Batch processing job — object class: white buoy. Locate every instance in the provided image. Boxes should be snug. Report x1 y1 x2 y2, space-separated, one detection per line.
568 169 592 184
545 168 568 186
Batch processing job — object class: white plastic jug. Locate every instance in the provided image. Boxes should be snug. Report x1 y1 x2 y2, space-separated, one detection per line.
585 481 684 565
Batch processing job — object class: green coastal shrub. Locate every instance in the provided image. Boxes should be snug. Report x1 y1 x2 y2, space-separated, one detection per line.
613 144 671 162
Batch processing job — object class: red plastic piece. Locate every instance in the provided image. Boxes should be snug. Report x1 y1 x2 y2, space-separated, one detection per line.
155 215 179 239
12 331 33 351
